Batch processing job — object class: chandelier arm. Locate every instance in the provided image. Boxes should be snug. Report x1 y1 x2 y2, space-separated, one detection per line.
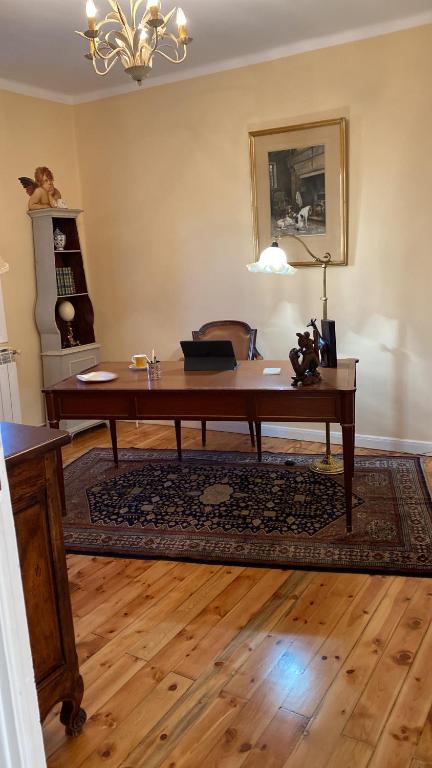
131 0 150 28
150 27 159 54
95 18 122 31
132 0 146 28
93 42 122 61
92 55 119 75
114 2 136 51
162 31 180 45
137 9 151 29
101 45 131 67
152 37 180 53
107 0 122 13
105 28 134 61
154 46 186 64
138 33 154 60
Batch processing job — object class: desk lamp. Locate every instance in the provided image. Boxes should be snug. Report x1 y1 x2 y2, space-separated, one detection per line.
247 236 343 475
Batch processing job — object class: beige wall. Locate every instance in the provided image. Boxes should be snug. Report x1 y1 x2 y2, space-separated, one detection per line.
73 24 432 445
2 25 432 442
0 91 82 424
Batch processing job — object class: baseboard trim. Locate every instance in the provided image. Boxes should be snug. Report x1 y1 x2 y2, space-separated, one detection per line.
137 419 432 456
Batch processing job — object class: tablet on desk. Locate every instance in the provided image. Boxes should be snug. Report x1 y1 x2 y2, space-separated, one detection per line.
180 340 238 371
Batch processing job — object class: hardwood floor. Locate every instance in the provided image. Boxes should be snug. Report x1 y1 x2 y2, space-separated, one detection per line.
44 422 432 768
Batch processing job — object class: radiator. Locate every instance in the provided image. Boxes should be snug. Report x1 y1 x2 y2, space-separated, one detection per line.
0 350 21 423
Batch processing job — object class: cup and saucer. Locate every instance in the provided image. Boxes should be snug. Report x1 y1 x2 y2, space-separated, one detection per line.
129 354 148 371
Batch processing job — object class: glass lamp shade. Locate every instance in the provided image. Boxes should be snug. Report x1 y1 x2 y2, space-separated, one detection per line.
246 243 297 275
58 300 75 322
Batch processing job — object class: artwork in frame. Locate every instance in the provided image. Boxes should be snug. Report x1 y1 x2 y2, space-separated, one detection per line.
249 117 347 266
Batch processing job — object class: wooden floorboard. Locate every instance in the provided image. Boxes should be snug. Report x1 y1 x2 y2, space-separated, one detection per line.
43 421 432 768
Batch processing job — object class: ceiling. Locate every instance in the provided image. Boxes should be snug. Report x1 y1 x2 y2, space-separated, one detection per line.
1 0 431 103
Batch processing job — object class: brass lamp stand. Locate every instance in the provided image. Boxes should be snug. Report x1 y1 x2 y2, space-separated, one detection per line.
247 235 344 476
283 235 344 475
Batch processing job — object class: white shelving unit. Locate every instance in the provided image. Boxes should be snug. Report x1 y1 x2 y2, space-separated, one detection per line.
28 208 102 434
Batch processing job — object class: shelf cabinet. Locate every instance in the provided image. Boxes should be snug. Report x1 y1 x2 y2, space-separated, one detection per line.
3 421 86 736
28 208 101 434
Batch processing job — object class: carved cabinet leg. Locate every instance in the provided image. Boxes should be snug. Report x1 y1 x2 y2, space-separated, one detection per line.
60 699 87 737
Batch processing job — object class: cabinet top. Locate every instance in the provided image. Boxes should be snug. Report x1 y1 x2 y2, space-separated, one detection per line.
1 422 70 466
27 208 83 220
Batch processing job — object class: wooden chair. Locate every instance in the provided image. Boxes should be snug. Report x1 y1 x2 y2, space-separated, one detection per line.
175 321 262 455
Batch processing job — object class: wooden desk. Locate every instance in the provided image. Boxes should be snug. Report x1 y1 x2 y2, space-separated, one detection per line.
43 359 357 531
3 422 86 735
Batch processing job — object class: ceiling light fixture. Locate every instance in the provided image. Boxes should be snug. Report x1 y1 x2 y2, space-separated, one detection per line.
77 0 193 86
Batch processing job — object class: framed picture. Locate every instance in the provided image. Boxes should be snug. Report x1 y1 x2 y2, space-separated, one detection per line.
249 118 347 266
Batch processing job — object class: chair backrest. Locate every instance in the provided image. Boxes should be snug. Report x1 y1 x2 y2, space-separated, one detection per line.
192 321 257 361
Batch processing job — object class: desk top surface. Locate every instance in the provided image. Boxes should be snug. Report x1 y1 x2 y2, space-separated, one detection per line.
43 359 357 394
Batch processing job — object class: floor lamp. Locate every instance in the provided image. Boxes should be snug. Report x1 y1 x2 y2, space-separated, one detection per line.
247 237 344 475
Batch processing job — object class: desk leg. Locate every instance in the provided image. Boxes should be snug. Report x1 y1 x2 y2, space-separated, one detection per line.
48 419 66 515
352 392 356 478
109 420 118 467
255 422 262 462
45 393 67 513
248 421 256 448
174 420 182 461
352 428 355 478
342 424 354 533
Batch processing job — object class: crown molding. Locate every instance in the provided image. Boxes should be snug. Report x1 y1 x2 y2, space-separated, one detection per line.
0 78 73 105
1 11 431 106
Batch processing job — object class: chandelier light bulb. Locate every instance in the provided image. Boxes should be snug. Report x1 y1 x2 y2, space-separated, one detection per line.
176 8 188 40
146 0 161 18
140 26 148 41
85 0 97 31
176 8 186 26
85 0 97 20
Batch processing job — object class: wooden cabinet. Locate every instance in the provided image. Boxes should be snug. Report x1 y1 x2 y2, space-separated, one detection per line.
2 422 86 736
28 208 102 434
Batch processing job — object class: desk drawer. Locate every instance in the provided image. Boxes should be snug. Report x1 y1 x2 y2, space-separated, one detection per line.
136 392 248 419
57 392 132 419
255 393 338 421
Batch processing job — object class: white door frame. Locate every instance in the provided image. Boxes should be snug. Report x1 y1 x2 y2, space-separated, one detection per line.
0 430 46 768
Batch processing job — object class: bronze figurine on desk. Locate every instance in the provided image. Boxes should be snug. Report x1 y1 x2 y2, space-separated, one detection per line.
289 330 321 386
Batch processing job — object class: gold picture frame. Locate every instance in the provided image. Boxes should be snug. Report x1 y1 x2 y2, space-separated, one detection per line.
249 117 347 266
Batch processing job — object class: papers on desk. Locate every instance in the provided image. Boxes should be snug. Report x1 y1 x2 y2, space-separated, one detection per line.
263 367 281 375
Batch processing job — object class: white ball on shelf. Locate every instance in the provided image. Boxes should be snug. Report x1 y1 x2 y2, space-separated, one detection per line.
58 300 75 322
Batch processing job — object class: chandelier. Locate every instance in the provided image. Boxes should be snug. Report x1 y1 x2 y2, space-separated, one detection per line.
78 0 192 86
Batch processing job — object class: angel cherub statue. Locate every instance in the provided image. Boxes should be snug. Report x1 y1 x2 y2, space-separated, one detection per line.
18 166 67 211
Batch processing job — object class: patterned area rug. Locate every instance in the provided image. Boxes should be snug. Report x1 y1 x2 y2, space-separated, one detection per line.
63 448 432 575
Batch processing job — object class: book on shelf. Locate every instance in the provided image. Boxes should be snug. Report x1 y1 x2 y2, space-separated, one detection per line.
56 267 76 296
